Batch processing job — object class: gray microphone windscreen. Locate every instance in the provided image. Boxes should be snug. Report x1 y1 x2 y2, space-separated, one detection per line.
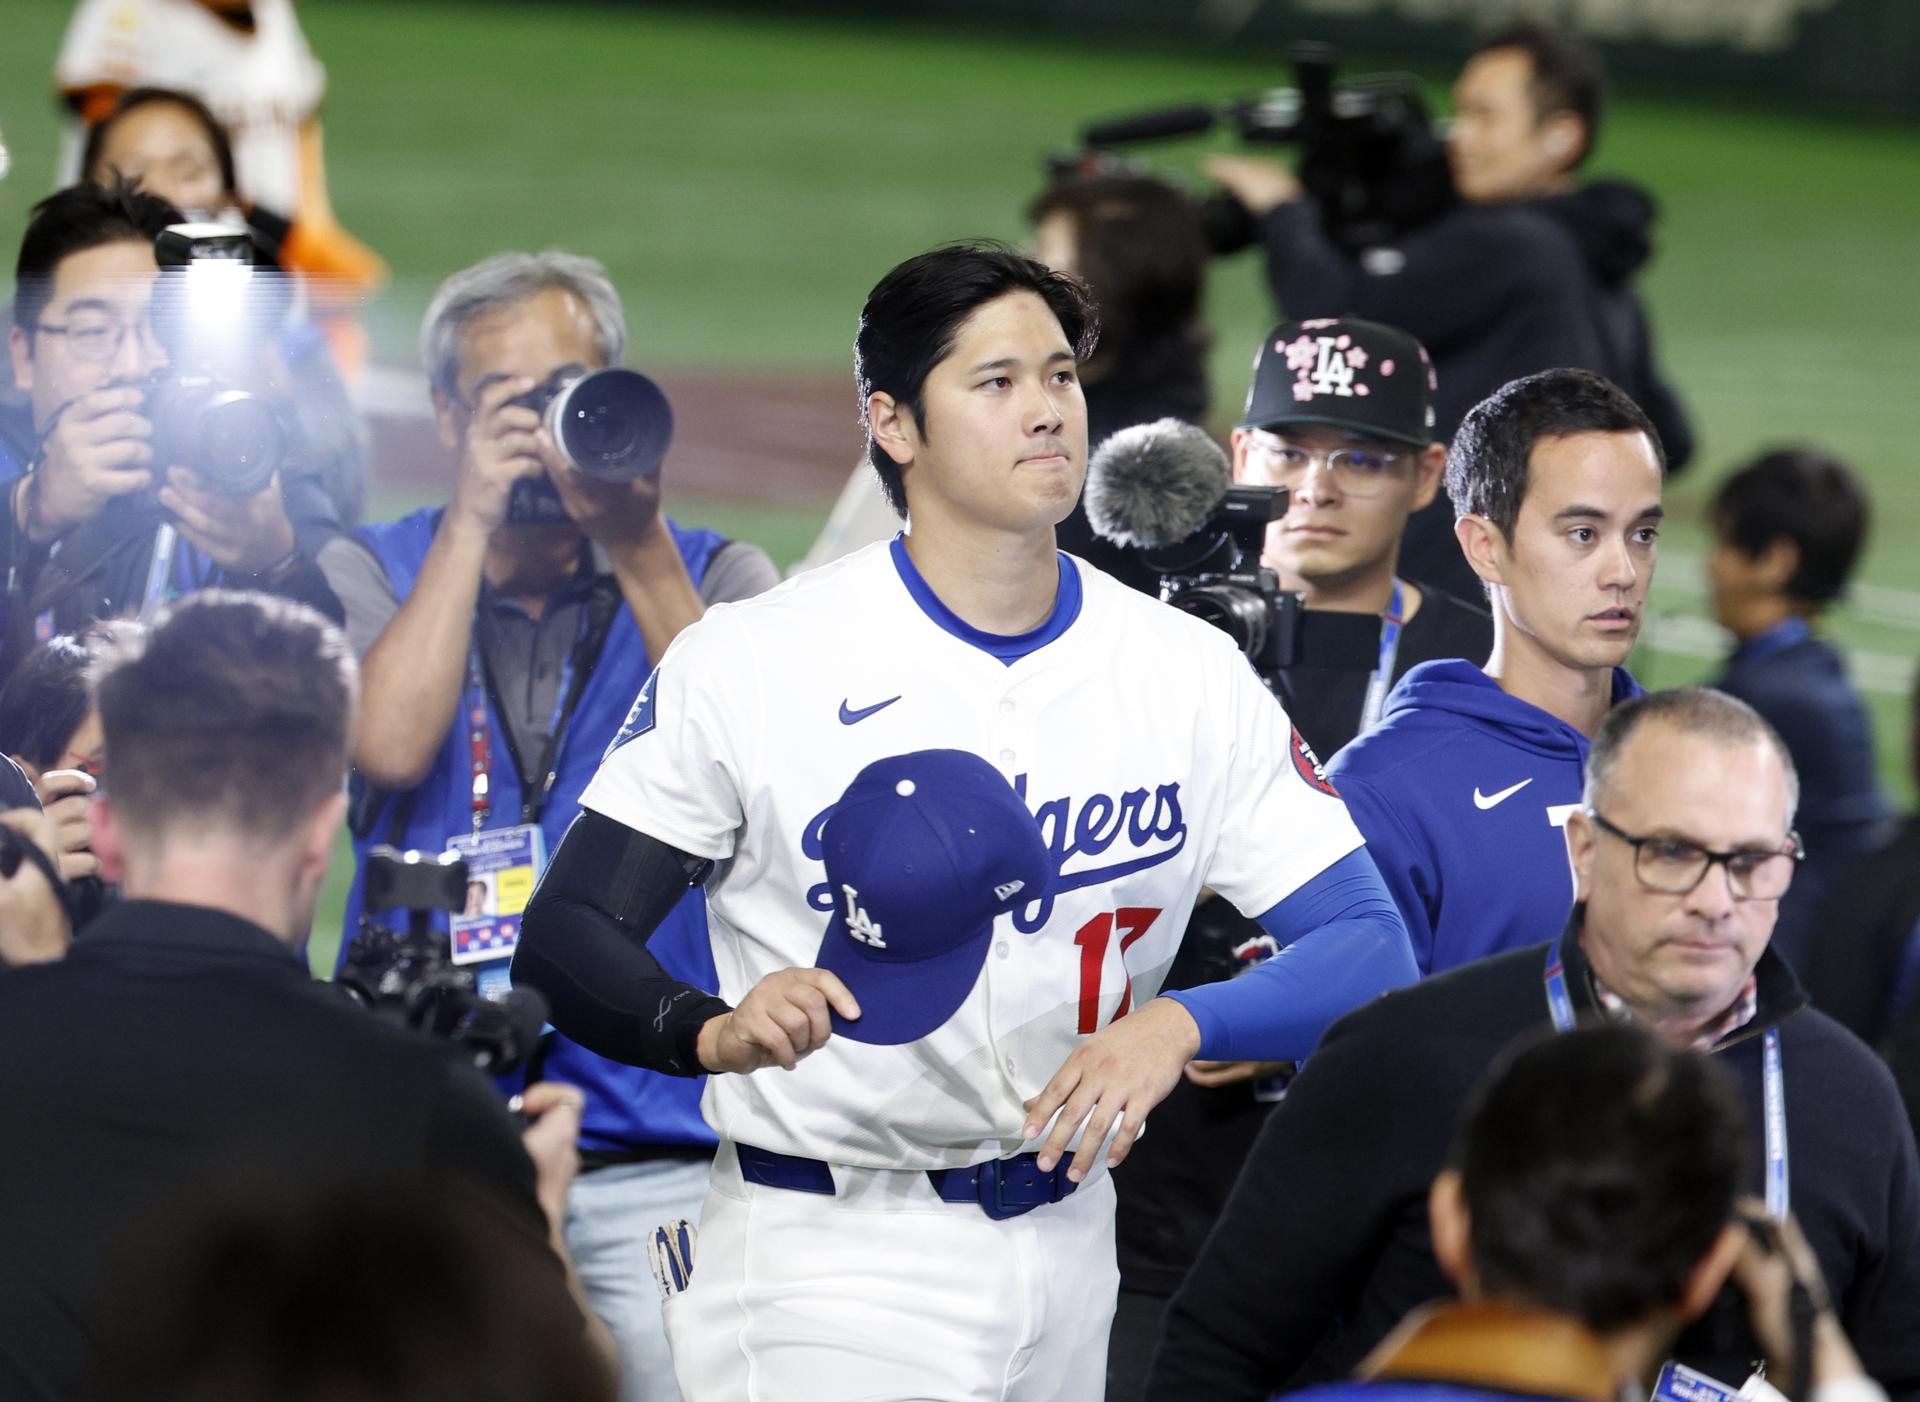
1083 418 1232 549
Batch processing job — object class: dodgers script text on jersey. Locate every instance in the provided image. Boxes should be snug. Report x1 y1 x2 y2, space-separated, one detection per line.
580 540 1363 1170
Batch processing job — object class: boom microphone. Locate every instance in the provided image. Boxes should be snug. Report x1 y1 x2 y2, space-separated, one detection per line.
1081 104 1223 149
1084 418 1233 549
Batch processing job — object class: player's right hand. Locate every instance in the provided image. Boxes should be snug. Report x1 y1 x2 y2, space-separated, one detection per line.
448 375 551 534
696 969 861 1074
24 386 155 543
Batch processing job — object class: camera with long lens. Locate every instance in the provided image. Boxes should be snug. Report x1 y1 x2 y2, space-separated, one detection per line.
336 846 548 1076
504 365 675 525
1055 42 1455 255
146 223 286 497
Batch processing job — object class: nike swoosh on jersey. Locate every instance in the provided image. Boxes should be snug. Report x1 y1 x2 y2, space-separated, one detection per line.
838 696 902 725
1473 778 1534 810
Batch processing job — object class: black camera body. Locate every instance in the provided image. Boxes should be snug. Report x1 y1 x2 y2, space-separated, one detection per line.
147 223 287 497
336 846 548 1076
503 366 675 525
1067 43 1456 255
1147 485 1303 680
1149 483 1387 686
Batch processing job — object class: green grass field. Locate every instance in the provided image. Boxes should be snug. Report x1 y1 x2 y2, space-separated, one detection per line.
2 2 1915 965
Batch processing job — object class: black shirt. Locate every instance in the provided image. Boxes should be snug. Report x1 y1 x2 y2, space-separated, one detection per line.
0 900 543 1401
1145 924 1920 1402
1270 582 1493 759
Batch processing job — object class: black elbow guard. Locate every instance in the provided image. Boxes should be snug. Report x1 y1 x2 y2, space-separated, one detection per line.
515 810 729 1076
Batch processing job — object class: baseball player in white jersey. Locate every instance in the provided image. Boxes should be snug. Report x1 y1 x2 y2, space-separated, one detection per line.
514 243 1418 1401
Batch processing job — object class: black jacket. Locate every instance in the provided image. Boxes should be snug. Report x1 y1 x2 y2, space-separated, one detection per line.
0 900 544 1401
1715 631 1894 970
1146 920 1920 1402
1257 183 1690 602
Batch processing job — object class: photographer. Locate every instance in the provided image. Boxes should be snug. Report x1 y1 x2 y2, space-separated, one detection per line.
1210 23 1692 600
316 250 776 1402
1 181 342 680
1148 688 1920 1400
81 86 371 528
1280 1024 1881 1402
0 592 588 1399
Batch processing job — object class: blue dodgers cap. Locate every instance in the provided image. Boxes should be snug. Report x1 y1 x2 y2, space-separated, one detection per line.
814 750 1054 1045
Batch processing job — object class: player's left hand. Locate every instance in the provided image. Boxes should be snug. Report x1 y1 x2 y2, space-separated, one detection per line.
157 466 298 575
1184 1058 1288 1089
1024 997 1203 1183
548 451 664 551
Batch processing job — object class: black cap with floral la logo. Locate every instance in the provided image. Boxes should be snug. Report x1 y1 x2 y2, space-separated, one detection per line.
1240 317 1437 447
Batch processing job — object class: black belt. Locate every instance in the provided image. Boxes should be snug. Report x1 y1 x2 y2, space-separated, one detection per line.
578 1144 717 1174
734 1143 1080 1221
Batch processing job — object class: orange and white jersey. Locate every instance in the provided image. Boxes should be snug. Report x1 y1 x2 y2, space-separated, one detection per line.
56 0 325 218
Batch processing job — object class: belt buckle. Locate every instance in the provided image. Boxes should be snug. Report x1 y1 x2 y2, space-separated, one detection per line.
974 1154 1066 1221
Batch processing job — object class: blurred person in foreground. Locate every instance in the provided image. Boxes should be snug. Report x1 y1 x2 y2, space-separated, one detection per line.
1325 368 1660 975
2 181 342 679
1210 22 1691 601
99 1180 616 1402
1149 687 1920 1400
0 591 594 1401
1283 1024 1882 1402
317 250 776 1402
81 85 370 527
797 172 1213 579
1706 447 1892 969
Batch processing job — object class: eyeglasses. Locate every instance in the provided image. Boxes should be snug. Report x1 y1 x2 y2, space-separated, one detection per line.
1586 808 1800 901
1245 436 1407 498
34 312 161 363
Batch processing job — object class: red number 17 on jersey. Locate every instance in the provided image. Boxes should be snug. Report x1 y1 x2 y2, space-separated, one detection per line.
1075 907 1163 1034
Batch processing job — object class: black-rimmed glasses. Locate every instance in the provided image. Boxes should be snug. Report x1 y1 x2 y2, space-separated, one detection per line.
1586 807 1800 901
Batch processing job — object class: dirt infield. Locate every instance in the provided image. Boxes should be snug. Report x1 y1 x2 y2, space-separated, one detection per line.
365 369 864 504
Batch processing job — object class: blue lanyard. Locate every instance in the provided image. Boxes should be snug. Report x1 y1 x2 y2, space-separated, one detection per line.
464 603 594 833
1542 935 1788 1218
139 522 179 618
1358 579 1405 735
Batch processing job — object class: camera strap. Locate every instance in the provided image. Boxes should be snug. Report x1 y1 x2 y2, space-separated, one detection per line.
1356 579 1405 734
1543 934 1788 1218
466 576 621 833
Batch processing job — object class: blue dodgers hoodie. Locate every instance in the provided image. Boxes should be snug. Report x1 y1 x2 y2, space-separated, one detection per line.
1325 659 1643 975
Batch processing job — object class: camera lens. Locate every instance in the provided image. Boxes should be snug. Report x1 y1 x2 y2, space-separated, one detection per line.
1172 584 1271 657
544 368 673 481
192 390 284 497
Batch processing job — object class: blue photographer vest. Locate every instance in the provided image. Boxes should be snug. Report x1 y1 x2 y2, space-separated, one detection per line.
342 507 723 1151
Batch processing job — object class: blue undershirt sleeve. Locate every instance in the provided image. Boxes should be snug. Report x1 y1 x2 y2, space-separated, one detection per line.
1162 847 1417 1063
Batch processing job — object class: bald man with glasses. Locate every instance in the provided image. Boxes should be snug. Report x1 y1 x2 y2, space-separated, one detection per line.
1148 687 1920 1402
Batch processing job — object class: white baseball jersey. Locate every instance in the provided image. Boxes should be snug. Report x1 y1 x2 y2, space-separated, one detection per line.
581 538 1364 1170
56 0 326 216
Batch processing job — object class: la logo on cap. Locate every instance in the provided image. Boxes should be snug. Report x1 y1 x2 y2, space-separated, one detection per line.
841 884 886 948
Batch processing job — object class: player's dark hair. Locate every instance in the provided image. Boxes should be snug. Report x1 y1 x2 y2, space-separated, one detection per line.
1472 21 1609 168
1711 446 1869 609
92 591 356 843
81 87 240 205
855 240 1099 518
1025 175 1205 359
13 179 180 352
98 1178 616 1402
1453 1023 1745 1331
1445 368 1662 539
0 620 137 773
